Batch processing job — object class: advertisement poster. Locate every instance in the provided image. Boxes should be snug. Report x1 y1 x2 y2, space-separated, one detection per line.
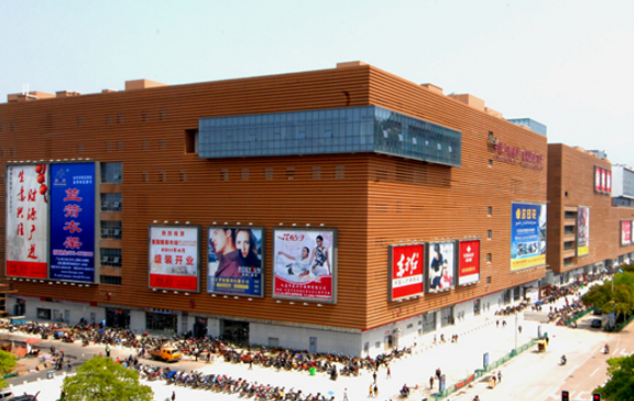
388 244 424 301
207 227 263 297
621 221 632 246
458 240 480 286
149 225 201 292
272 229 337 303
511 203 547 271
576 207 590 257
427 242 455 293
5 164 49 279
49 163 97 282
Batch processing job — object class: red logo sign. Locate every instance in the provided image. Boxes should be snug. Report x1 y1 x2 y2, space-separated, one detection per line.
390 244 424 300
458 240 480 285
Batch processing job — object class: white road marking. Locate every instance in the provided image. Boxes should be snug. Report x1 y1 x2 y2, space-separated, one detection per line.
590 367 600 377
620 349 629 356
525 386 538 396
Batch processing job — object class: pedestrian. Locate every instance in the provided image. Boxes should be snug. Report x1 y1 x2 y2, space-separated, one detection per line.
492 373 497 385
171 391 176 401
343 387 349 401
249 360 253 370
430 376 434 389
373 371 377 383
373 384 378 397
207 351 211 363
497 371 502 383
386 366 391 379
502 320 507 327
473 395 480 401
518 325 522 334
496 320 499 328
368 383 374 398
436 368 441 380
105 345 111 358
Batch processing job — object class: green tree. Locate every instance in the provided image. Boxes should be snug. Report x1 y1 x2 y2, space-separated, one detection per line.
0 349 17 389
595 354 634 400
60 356 153 401
583 281 614 310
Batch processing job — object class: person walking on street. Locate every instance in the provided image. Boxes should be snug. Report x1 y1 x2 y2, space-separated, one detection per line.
373 384 378 398
343 387 349 401
373 371 377 383
368 383 374 398
430 376 434 389
436 368 441 380
497 371 502 383
518 325 522 334
105 345 110 358
386 366 391 379
171 391 176 401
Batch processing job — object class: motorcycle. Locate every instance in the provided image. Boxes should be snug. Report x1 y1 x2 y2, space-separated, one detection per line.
560 355 567 365
603 344 609 354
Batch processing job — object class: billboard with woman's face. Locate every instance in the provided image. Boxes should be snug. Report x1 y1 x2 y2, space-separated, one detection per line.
207 227 264 297
427 242 455 293
272 229 337 303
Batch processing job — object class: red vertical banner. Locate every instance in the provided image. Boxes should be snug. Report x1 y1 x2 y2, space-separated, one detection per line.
458 240 480 285
389 244 424 301
595 166 602 193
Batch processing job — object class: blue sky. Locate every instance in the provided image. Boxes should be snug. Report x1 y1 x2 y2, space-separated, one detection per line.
2 0 633 166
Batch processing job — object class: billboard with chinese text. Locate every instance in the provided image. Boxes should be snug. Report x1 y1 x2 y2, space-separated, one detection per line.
388 244 424 301
511 203 546 271
576 207 590 257
149 225 201 292
49 163 97 282
207 227 264 297
458 240 480 286
272 229 337 303
621 221 632 246
6 164 49 279
427 242 455 293
595 166 612 194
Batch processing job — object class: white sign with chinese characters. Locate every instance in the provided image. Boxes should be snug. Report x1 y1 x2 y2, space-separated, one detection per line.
5 164 49 278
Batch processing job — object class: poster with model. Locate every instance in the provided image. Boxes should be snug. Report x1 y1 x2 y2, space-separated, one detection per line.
49 162 97 283
510 202 547 271
427 241 455 293
621 221 632 246
272 228 337 303
388 244 424 301
149 225 201 292
576 207 590 257
5 164 49 279
458 240 480 286
207 226 264 297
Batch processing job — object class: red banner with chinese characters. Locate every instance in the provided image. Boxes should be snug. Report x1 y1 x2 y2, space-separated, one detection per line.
458 240 480 285
390 244 424 300
274 275 332 300
149 274 198 291
6 261 47 279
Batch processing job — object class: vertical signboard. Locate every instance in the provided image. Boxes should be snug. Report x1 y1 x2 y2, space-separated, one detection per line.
207 227 264 297
458 240 480 286
6 164 49 278
621 221 632 246
272 229 337 303
49 163 97 282
576 207 590 257
427 242 455 293
149 225 201 292
595 166 612 194
388 244 424 301
511 203 547 271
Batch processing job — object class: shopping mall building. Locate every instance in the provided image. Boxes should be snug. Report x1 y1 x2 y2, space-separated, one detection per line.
1 61 632 356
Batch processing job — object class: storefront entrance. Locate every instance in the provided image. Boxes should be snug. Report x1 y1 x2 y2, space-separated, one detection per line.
105 308 130 329
193 317 208 338
146 311 177 335
220 319 249 344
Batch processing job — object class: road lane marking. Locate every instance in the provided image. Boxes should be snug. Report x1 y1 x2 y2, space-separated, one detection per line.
621 349 629 356
526 386 538 396
590 367 600 377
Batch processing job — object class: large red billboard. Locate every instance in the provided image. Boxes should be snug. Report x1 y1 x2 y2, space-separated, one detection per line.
458 240 480 286
388 244 424 301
